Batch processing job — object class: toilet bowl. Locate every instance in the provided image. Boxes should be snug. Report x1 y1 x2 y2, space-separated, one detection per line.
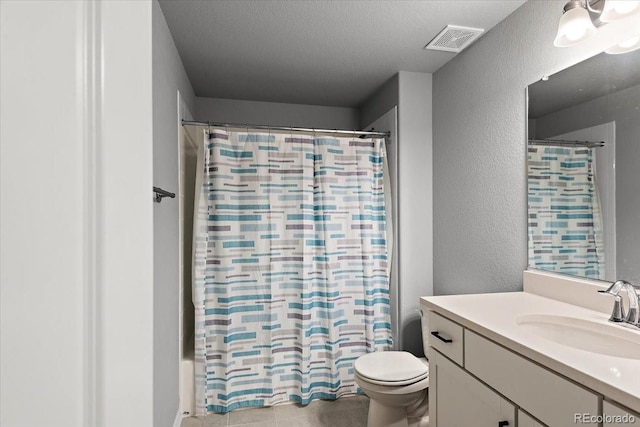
355 352 429 427
354 311 431 427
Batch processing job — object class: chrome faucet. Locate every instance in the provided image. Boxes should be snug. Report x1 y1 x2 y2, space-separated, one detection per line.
598 280 640 327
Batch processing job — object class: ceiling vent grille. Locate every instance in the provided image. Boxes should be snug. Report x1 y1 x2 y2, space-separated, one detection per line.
425 25 485 53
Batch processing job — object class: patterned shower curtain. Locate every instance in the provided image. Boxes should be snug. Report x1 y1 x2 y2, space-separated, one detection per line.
192 128 392 414
528 145 605 279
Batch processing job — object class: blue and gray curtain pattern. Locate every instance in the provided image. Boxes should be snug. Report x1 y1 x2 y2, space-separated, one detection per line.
193 128 392 414
527 145 604 279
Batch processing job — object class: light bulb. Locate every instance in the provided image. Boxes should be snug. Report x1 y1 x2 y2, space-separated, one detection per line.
620 35 640 47
611 1 637 14
554 4 598 47
564 21 588 41
605 35 640 54
600 0 640 22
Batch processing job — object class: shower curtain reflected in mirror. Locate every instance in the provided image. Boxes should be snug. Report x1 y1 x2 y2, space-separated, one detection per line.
528 145 605 279
192 128 392 414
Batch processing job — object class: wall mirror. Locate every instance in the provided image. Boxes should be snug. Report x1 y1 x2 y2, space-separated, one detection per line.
527 48 640 283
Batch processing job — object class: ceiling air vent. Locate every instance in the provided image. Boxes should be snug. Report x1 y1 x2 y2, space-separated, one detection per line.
425 25 485 53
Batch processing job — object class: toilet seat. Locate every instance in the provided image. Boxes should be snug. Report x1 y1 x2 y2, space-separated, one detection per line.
354 351 429 386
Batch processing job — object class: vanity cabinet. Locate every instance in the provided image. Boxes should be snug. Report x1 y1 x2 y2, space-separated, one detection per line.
426 310 627 427
603 401 640 427
430 349 515 427
518 410 544 427
465 329 598 427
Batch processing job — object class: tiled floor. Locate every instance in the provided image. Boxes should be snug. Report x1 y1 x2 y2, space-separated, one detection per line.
181 395 369 427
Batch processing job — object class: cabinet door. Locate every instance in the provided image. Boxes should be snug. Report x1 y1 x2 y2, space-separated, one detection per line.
465 329 598 427
604 401 640 427
519 410 545 427
430 350 515 427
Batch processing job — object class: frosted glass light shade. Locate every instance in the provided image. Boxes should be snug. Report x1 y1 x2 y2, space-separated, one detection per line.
600 0 640 22
554 6 598 47
605 35 640 54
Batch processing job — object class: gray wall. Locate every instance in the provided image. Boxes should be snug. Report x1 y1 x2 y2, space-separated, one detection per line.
359 72 433 356
397 72 433 356
534 84 640 282
359 75 400 130
152 1 197 424
181 138 198 354
196 97 360 129
432 0 624 295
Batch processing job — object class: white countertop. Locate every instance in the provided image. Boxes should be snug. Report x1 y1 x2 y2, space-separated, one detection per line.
420 291 640 412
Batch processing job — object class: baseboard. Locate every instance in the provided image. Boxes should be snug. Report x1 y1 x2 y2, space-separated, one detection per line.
173 409 184 427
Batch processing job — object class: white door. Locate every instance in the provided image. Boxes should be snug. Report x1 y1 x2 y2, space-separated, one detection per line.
1 2 154 426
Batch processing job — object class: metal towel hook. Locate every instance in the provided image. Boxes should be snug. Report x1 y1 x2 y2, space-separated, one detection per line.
153 187 175 203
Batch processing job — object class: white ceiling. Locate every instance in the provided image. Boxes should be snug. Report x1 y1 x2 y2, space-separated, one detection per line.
159 0 526 107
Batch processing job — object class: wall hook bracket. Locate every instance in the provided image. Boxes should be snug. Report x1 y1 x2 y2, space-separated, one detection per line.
153 186 175 203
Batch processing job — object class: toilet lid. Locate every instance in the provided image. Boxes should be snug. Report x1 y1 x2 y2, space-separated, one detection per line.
354 351 429 384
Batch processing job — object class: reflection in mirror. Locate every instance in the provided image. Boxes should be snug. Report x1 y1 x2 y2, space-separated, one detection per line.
527 48 640 283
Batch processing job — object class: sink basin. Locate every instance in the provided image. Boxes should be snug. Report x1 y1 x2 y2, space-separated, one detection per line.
516 314 640 359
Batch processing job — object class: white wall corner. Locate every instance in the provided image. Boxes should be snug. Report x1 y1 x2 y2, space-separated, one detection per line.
173 410 185 427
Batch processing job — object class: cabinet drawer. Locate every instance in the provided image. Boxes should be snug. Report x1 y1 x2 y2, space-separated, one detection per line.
427 311 464 366
465 330 599 427
603 401 640 426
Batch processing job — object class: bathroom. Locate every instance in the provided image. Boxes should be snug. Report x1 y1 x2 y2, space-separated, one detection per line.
1 1 639 427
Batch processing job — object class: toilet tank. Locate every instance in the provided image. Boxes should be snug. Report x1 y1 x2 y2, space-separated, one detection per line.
419 303 430 356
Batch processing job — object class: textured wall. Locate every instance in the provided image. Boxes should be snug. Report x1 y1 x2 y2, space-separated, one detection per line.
359 72 432 356
359 74 399 131
153 1 197 424
535 84 640 282
195 97 360 130
397 72 433 356
432 0 637 295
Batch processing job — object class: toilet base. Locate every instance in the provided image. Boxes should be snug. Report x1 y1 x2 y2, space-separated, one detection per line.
367 399 409 427
366 399 429 427
408 414 429 427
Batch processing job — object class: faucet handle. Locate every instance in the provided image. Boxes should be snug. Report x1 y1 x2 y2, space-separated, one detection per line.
608 295 625 322
599 280 640 326
598 280 630 323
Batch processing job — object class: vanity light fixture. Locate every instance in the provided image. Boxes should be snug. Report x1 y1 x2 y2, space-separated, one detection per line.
554 0 640 47
554 1 597 47
599 0 640 22
604 34 640 53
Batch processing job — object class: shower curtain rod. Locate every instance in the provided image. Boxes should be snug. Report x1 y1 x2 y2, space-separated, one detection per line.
181 120 391 138
528 138 605 148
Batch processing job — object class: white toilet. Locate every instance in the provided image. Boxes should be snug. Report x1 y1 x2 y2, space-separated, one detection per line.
354 312 430 427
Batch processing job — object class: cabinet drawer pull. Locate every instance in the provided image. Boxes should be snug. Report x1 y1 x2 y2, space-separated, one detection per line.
498 421 509 427
431 331 453 343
